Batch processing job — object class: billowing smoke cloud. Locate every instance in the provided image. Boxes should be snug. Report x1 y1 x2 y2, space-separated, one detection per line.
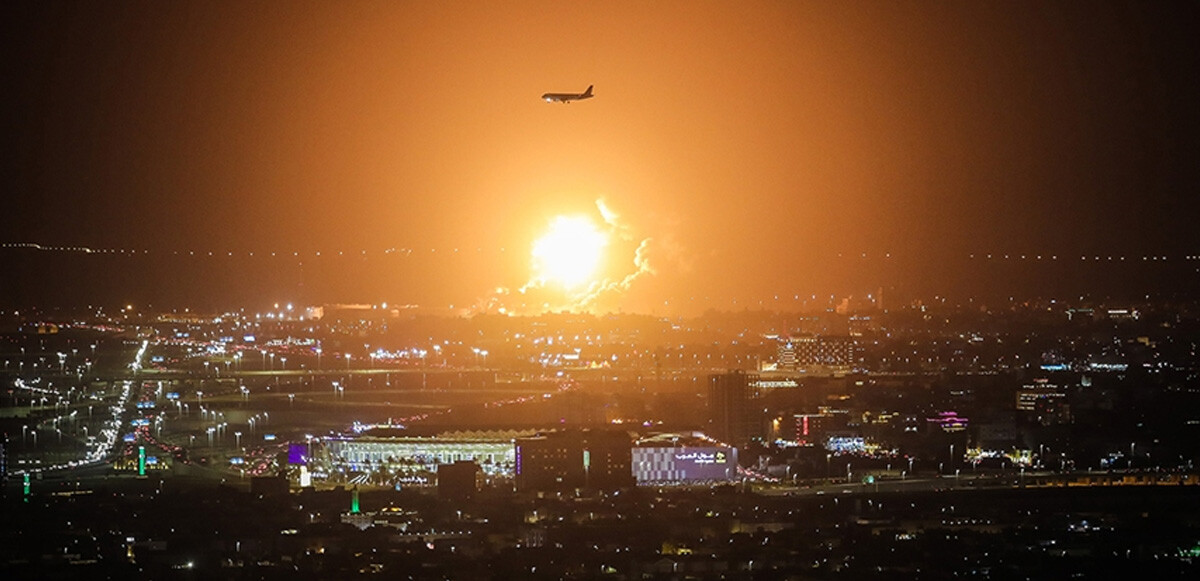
595 198 629 241
572 237 655 309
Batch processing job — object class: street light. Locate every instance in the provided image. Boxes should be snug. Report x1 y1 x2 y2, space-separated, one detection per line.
316 347 322 371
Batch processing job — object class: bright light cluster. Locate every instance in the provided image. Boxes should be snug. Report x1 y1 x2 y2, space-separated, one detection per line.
531 216 608 289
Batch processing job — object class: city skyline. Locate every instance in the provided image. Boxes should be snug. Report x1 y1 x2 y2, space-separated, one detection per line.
4 5 1200 576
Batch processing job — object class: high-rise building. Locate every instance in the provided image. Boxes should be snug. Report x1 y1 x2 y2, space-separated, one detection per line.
1017 380 1071 426
707 370 760 446
1016 381 1067 412
583 430 635 490
514 430 634 492
793 412 836 446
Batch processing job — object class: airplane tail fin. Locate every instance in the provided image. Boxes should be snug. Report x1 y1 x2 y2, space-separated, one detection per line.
583 85 593 97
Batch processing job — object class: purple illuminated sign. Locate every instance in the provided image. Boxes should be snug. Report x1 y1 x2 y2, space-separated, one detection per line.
288 443 308 465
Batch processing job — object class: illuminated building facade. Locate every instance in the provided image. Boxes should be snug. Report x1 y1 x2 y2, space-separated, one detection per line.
793 413 835 445
777 342 797 369
1016 380 1070 424
632 433 738 484
776 335 857 376
1016 381 1067 411
927 411 969 433
326 429 534 479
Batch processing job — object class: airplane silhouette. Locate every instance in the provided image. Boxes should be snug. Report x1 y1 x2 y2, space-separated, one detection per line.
542 85 593 104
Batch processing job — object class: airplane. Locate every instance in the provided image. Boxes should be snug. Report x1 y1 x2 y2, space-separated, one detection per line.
541 85 593 103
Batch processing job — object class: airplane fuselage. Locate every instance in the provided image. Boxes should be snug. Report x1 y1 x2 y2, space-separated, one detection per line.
542 85 593 103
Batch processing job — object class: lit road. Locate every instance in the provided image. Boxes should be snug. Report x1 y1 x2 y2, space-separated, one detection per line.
758 469 1198 496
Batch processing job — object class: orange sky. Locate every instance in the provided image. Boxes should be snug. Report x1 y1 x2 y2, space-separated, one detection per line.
3 2 1197 311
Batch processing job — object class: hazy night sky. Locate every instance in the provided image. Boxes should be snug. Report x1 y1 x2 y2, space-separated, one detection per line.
2 1 1198 312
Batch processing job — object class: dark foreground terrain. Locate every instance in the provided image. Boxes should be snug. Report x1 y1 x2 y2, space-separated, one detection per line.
3 477 1198 580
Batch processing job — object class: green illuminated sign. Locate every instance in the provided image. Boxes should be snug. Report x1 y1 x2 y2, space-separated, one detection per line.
138 446 146 476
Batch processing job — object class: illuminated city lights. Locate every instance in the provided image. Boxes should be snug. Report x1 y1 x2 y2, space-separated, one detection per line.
1 3 1198 577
